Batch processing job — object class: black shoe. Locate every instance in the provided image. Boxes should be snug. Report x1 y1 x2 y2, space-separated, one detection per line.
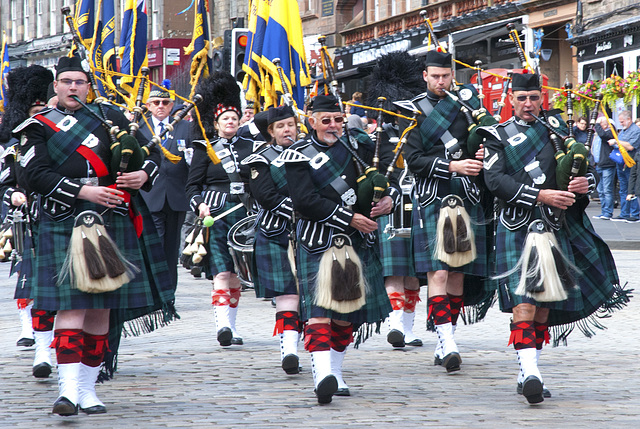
406 338 423 347
282 354 300 374
386 329 405 348
80 405 107 414
52 396 78 416
441 352 461 373
314 375 338 404
335 387 351 396
33 362 52 378
611 216 630 222
231 337 243 345
191 266 202 278
217 327 232 346
434 355 443 366
522 375 544 404
17 337 35 347
517 382 551 398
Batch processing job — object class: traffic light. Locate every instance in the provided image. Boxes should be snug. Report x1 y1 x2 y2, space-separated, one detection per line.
212 47 226 73
230 28 248 82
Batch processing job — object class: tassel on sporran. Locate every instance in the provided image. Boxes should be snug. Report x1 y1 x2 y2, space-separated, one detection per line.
315 234 366 313
59 211 138 293
435 195 476 267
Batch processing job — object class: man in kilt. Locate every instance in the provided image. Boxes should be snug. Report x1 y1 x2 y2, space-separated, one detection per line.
398 50 492 373
283 95 394 404
14 56 176 416
481 72 628 404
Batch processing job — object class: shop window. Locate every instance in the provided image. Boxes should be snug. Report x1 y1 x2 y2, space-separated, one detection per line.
582 62 604 82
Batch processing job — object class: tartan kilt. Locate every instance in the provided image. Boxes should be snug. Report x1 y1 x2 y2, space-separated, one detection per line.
296 232 391 327
411 194 488 278
377 215 416 277
495 206 620 327
28 197 174 312
253 228 297 298
203 199 248 278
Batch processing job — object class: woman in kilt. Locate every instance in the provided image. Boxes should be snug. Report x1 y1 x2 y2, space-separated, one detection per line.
15 56 177 416
185 72 254 347
243 105 301 374
283 95 394 404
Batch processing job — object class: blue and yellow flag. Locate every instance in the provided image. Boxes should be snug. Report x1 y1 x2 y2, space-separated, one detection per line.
242 0 310 108
184 0 212 96
90 0 117 96
1 31 10 113
74 0 95 49
120 0 148 106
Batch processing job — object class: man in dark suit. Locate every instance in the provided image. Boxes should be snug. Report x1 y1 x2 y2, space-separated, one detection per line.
140 84 193 289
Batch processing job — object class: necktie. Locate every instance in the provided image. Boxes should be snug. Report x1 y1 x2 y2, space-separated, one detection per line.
158 122 167 147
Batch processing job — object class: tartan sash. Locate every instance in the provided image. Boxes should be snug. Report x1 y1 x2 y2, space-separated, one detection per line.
419 95 458 152
303 138 352 192
36 107 104 170
270 161 287 191
503 120 548 175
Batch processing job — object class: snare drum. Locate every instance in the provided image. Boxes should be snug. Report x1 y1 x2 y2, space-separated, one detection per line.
227 214 257 289
384 169 414 238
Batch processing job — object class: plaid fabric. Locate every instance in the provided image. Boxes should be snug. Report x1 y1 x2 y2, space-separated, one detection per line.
495 206 620 328
253 229 297 298
377 215 415 277
503 120 548 174
305 138 352 191
204 199 248 277
28 198 172 312
269 161 287 191
296 232 391 327
411 192 488 277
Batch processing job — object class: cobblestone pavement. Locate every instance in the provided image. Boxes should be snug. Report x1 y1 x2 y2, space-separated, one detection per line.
1 250 638 428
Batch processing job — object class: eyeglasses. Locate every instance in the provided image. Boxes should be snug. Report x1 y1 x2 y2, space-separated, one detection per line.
58 79 89 86
515 95 541 102
320 116 345 125
150 100 172 106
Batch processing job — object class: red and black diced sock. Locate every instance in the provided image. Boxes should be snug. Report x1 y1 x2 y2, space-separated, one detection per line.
387 291 405 311
229 288 241 308
52 329 84 364
273 311 300 335
404 289 421 313
31 309 55 332
428 295 451 326
330 321 353 352
304 323 331 352
17 298 32 310
448 294 464 326
81 332 109 368
508 321 536 350
534 321 550 350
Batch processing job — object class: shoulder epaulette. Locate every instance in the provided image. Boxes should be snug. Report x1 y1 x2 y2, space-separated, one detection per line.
241 153 269 166
281 148 310 163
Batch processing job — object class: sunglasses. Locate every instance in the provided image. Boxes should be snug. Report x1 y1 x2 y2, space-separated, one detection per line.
58 79 89 86
515 95 541 102
320 116 345 125
150 100 172 106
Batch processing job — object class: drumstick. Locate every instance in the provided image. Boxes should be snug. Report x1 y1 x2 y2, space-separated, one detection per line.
208 203 246 225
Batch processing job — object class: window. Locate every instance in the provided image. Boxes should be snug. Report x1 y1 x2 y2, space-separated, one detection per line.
10 0 18 42
151 0 160 40
50 0 57 36
24 0 30 39
36 0 43 38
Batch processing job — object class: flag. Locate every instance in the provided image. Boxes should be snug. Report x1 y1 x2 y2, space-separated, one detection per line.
90 0 117 95
74 0 95 49
184 0 212 96
120 0 148 106
242 0 270 106
242 0 310 108
0 31 10 113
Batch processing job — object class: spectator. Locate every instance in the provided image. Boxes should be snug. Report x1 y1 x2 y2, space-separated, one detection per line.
592 117 616 220
573 116 589 143
609 110 640 222
350 92 366 117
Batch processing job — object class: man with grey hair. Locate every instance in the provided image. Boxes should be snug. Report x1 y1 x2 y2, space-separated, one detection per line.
609 110 640 222
592 116 616 220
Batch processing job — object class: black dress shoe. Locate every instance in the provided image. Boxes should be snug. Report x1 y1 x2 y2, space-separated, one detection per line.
231 337 243 345
387 329 405 348
335 387 351 397
217 327 232 346
282 354 300 374
522 375 544 404
17 337 35 347
441 352 461 373
434 355 443 366
406 338 423 347
517 382 551 398
33 362 52 378
191 266 202 278
52 397 78 416
80 405 107 414
314 375 338 404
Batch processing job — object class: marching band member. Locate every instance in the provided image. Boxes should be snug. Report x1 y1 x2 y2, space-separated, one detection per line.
14 55 177 415
185 72 254 347
481 72 627 404
243 105 301 375
282 94 393 404
399 50 493 373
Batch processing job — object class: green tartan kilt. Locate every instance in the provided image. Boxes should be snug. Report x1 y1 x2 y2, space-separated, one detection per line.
296 232 391 327
29 198 174 312
377 215 416 277
204 199 248 278
411 195 488 277
253 228 297 298
495 207 620 327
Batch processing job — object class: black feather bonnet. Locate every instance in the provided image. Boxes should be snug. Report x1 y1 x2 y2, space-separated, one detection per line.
192 72 242 139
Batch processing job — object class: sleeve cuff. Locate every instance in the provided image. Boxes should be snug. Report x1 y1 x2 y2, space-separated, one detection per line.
509 184 539 208
45 178 82 207
273 197 294 220
431 158 452 180
324 206 354 231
